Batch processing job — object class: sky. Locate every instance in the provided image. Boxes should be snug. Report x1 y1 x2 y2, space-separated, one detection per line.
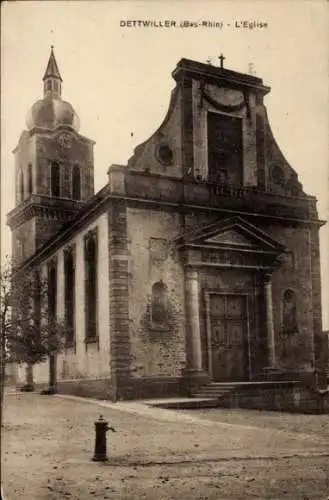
1 0 329 327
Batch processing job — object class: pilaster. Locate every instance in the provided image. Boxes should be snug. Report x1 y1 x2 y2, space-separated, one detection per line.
263 272 276 367
108 199 131 400
183 267 208 393
310 227 328 385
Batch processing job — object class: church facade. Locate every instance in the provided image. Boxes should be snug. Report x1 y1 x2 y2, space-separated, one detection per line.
7 50 328 402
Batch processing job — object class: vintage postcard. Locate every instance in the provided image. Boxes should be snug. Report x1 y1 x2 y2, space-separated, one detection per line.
1 1 328 498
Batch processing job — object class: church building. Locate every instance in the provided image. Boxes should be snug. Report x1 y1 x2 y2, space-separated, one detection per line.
7 49 328 406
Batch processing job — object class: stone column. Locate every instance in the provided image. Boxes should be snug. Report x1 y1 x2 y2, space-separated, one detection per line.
263 273 276 367
185 269 203 372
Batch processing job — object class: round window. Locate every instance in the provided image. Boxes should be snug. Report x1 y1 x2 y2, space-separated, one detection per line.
157 144 174 166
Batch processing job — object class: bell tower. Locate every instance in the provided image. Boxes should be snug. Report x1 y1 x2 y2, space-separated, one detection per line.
7 47 95 265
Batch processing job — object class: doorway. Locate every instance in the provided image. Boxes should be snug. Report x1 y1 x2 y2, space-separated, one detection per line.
209 293 248 381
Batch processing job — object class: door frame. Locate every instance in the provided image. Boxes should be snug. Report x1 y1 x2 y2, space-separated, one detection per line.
205 290 252 381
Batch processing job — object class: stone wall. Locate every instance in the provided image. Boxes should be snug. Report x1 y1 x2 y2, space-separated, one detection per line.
220 382 329 414
13 218 36 262
24 211 111 386
126 206 187 380
262 224 315 371
128 87 183 178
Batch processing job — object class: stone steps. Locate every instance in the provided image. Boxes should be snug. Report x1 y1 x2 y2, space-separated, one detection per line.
193 387 233 399
193 382 253 400
144 397 220 410
192 381 301 406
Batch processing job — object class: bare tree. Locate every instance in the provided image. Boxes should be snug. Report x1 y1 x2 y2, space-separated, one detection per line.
0 259 13 431
0 259 66 401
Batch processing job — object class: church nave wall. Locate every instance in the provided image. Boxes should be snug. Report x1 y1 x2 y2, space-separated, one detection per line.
29 211 111 385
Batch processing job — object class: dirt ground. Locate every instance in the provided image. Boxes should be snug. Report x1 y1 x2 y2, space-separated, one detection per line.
2 392 329 499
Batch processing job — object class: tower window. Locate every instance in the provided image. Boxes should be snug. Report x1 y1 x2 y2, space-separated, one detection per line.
72 165 81 200
84 229 98 343
27 164 33 196
19 170 24 202
51 161 60 197
47 80 52 91
54 80 58 92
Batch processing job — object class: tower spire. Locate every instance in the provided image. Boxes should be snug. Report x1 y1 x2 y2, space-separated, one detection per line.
43 46 62 98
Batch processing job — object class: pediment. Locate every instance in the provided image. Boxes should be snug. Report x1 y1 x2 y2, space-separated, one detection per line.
205 229 257 247
176 216 287 254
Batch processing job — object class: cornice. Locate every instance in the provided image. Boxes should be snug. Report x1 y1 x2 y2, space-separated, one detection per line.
123 195 325 227
125 172 321 222
15 173 325 274
13 126 96 153
172 58 271 96
7 196 84 229
17 185 112 272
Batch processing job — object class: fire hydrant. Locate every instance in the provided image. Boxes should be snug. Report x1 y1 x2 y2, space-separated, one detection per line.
92 414 116 462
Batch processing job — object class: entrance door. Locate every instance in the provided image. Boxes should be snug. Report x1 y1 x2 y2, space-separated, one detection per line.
209 294 248 382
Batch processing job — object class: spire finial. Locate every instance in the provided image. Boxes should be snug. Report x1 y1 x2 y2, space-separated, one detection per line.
43 47 62 97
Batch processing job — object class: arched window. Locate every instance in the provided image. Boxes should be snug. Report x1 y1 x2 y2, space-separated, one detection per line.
47 259 57 323
218 169 228 185
64 246 76 347
51 161 60 197
72 165 81 200
282 289 298 334
84 230 98 342
16 238 23 261
27 164 33 196
18 170 24 202
151 281 168 327
272 165 285 187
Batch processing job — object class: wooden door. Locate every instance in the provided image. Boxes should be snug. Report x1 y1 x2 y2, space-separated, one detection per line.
210 294 248 381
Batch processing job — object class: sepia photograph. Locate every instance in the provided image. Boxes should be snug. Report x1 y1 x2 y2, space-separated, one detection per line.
1 1 329 498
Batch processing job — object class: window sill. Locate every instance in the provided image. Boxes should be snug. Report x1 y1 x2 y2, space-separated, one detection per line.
280 329 299 337
148 323 170 333
85 337 98 344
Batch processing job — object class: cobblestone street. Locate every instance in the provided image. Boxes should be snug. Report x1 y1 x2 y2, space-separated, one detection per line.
2 392 329 499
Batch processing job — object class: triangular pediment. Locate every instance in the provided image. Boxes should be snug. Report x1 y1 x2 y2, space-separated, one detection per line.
176 216 287 254
205 229 258 247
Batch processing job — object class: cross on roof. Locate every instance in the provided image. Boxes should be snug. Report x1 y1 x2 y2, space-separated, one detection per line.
218 53 225 68
248 62 256 76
